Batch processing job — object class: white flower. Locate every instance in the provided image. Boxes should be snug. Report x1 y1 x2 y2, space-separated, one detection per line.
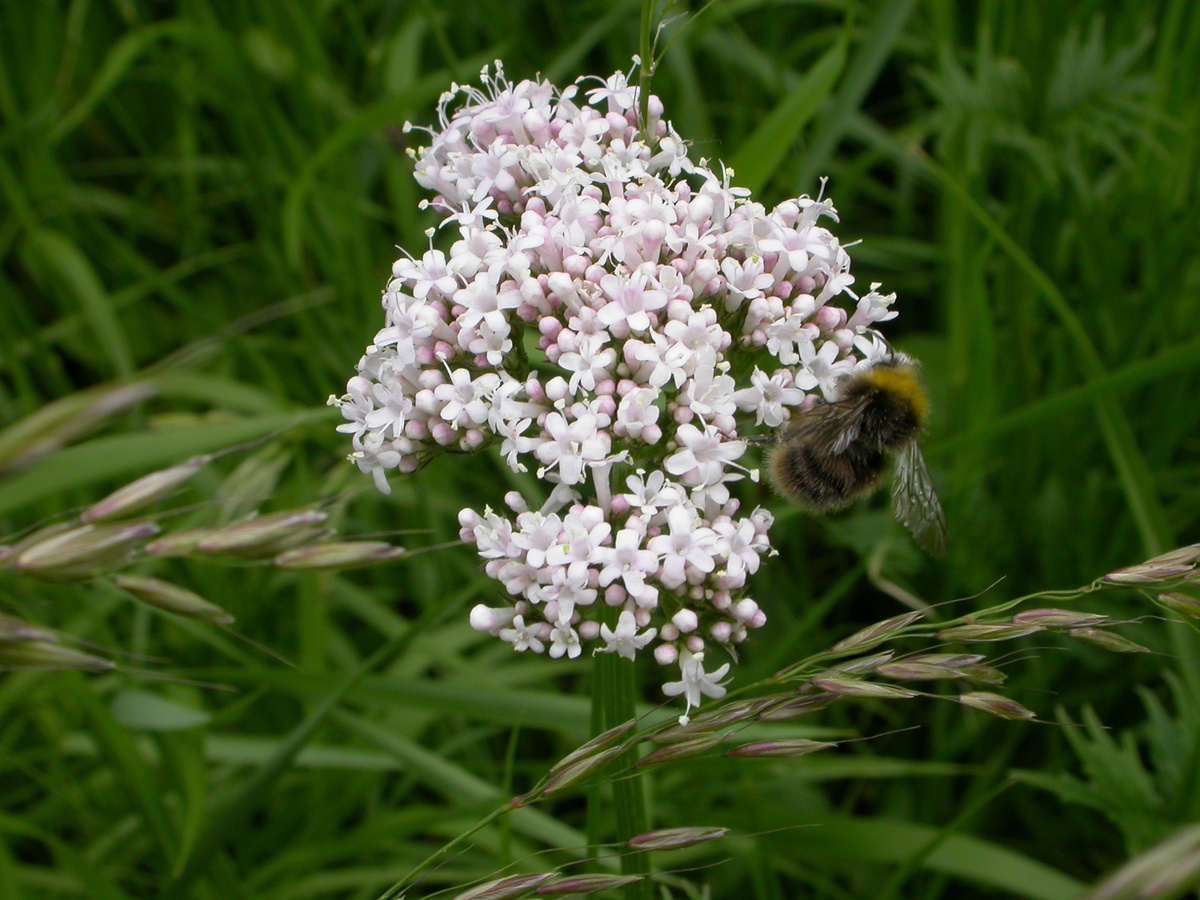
499 615 545 653
583 68 639 111
647 505 718 589
664 423 747 488
469 604 516 634
448 225 505 279
350 432 401 495
438 195 499 229
545 508 612 567
765 311 816 367
629 331 692 389
510 511 563 569
663 310 726 364
682 364 737 420
364 380 413 438
799 339 855 400
733 367 806 427
758 225 810 277
462 313 513 365
534 412 610 485
622 470 685 519
597 610 657 660
497 560 540 595
597 527 659 598
615 387 662 441
454 270 521 332
663 650 730 724
721 255 774 302
713 517 762 580
334 376 377 439
471 510 517 560
596 271 668 336
559 332 616 394
434 369 499 427
848 286 898 329
392 248 460 299
548 620 582 659
536 561 597 622
469 140 522 201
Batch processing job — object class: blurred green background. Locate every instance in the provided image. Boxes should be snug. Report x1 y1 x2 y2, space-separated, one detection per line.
2 1 1199 898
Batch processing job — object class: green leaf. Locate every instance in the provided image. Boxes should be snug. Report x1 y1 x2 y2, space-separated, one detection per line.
111 689 211 732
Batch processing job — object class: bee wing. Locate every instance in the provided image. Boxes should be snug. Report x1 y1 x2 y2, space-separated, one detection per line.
892 441 947 557
778 396 871 454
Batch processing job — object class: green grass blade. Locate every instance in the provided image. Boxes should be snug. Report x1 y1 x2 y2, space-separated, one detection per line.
49 21 184 144
794 0 917 189
727 38 846 195
334 710 587 852
24 229 136 379
171 629 410 887
788 815 1083 900
0 408 331 517
70 673 178 860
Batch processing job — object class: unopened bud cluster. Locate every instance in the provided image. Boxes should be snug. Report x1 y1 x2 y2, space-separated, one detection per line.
334 62 904 716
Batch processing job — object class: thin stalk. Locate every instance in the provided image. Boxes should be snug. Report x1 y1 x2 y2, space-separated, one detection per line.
588 604 651 900
637 0 655 140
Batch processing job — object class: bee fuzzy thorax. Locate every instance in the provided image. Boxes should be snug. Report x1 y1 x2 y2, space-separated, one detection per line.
842 362 929 449
854 364 928 421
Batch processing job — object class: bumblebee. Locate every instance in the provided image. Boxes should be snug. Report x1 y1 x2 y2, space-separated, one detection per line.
755 355 947 556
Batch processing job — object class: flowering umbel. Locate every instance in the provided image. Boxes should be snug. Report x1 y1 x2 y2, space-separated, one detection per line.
333 62 901 719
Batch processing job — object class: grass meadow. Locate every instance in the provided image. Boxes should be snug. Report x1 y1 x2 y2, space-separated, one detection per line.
2 1 1200 898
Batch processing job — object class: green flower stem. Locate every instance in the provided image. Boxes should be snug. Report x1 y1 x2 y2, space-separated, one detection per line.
588 604 651 900
637 0 654 137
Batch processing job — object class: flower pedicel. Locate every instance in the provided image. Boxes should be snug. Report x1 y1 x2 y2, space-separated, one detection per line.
333 63 904 720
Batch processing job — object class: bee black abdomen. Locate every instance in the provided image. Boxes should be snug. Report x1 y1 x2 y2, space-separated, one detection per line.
770 442 887 511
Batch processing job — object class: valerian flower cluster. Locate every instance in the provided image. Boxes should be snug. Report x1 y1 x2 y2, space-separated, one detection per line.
333 63 900 719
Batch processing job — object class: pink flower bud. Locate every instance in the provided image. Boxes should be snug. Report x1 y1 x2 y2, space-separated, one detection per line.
671 609 698 634
603 583 626 606
732 598 758 623
429 422 456 446
654 643 677 665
